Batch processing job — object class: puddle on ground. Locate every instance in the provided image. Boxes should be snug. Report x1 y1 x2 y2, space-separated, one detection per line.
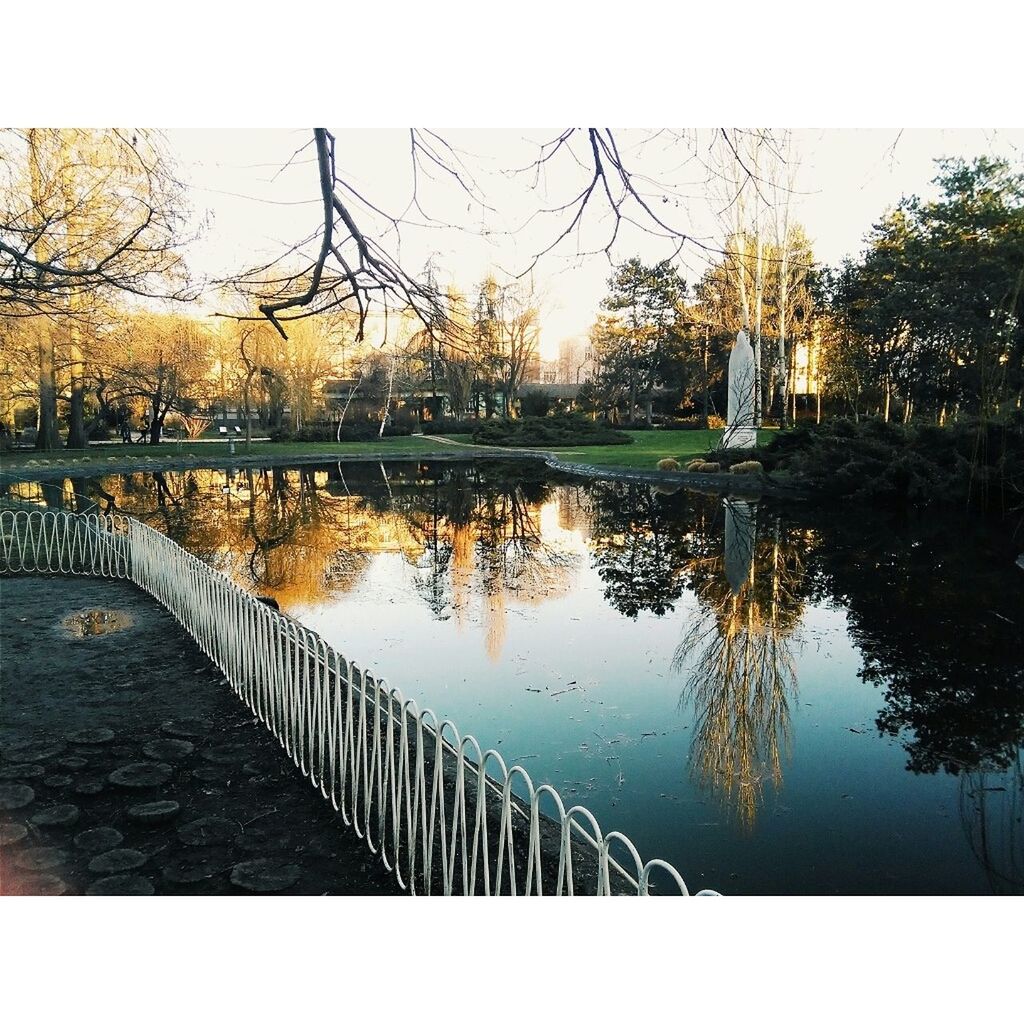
60 608 134 638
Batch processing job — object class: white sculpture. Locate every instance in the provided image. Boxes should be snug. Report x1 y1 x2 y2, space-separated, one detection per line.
723 329 757 449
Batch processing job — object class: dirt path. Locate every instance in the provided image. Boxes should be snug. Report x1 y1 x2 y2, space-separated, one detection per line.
0 576 402 896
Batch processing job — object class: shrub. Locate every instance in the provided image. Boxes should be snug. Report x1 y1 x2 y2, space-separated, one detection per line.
685 459 706 471
696 462 721 473
422 416 469 435
656 458 680 471
471 413 630 448
729 460 764 475
519 391 552 418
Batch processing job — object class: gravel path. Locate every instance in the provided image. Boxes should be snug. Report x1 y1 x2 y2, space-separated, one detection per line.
0 576 401 896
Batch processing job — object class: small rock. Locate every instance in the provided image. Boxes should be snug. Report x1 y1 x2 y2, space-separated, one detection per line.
30 803 81 828
177 816 241 847
15 846 68 872
42 773 73 788
74 827 124 853
190 767 222 784
160 718 207 739
200 744 248 766
230 859 301 893
0 822 29 847
86 874 154 896
0 782 35 810
126 800 180 825
0 764 45 780
89 848 148 874
66 728 115 745
142 739 194 761
108 762 172 788
2 741 65 762
55 756 89 770
73 778 105 796
29 873 69 896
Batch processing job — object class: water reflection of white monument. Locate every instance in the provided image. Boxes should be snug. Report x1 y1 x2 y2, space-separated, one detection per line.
675 498 804 829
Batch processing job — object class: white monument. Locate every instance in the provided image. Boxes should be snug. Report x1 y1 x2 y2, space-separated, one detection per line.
723 329 758 449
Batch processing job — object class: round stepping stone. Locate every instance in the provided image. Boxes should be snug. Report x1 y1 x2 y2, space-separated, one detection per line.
74 827 123 853
111 745 135 759
230 859 301 893
30 873 69 896
15 846 68 872
190 767 222 785
0 823 29 847
55 756 88 770
73 778 105 796
2 741 65 762
87 874 154 896
200 744 248 766
30 803 81 828
177 816 241 847
126 800 180 825
108 762 172 788
0 783 35 810
89 848 148 874
0 763 45 780
160 718 207 740
161 847 235 884
66 728 114 745
42 773 72 788
142 739 194 762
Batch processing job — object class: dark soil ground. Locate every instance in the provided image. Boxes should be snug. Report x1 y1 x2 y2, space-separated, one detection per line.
0 576 402 896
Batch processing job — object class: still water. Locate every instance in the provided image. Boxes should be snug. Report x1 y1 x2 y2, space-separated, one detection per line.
18 460 1024 894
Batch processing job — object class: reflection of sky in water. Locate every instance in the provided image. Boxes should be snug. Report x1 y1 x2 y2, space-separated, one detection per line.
16 464 1022 894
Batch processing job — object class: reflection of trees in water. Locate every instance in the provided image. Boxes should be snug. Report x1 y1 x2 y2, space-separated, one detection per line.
804 511 1024 778
391 464 577 660
588 481 693 617
959 750 1024 895
674 501 812 830
72 461 579 660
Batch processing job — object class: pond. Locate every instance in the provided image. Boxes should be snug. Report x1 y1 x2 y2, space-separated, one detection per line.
13 460 1024 894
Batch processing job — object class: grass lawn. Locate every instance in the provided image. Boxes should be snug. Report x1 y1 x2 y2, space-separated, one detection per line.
551 430 773 469
441 429 774 470
1 430 774 478
0 436 445 473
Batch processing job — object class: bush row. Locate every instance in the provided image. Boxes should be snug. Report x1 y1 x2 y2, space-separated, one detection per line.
471 413 630 448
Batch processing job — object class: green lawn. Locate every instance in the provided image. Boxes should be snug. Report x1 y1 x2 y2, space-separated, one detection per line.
547 430 773 469
0 436 445 473
434 429 773 470
1 429 773 477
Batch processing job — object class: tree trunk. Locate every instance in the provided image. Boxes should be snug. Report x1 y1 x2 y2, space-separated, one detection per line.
35 325 61 451
28 131 62 452
67 321 87 448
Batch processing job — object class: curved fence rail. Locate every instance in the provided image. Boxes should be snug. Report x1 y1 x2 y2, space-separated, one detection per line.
1 506 719 896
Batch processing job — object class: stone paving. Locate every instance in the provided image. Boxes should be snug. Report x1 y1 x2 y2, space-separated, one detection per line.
0 576 401 896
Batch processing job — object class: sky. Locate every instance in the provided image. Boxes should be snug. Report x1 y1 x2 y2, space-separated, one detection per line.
166 128 1024 359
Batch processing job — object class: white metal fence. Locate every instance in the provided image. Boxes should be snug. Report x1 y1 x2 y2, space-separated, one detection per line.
1 506 719 896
